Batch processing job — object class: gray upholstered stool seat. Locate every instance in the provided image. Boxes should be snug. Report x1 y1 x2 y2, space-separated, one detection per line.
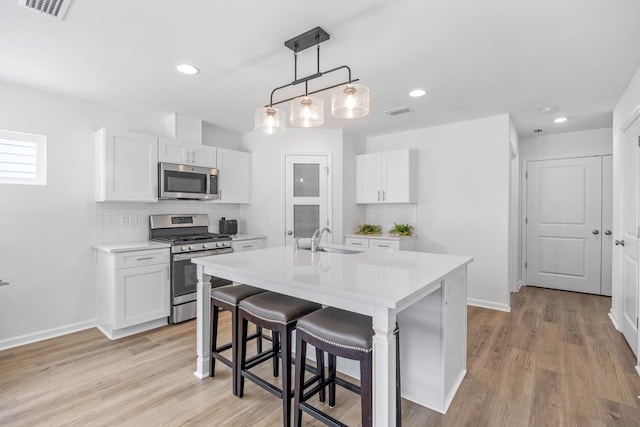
238 292 322 426
211 283 264 305
209 284 267 397
293 307 402 427
296 307 373 353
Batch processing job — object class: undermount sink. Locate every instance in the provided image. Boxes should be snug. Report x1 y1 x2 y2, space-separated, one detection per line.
299 246 362 254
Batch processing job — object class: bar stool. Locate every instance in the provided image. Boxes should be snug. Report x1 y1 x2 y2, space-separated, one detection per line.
293 307 402 427
210 284 267 396
237 292 322 426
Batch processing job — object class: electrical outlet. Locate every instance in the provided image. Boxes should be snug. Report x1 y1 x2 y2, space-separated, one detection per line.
130 215 138 225
120 215 129 225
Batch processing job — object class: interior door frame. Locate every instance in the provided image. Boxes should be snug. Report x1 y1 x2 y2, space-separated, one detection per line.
282 152 333 246
520 154 611 292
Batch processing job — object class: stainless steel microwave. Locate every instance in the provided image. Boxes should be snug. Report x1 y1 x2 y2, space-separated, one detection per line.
158 162 219 200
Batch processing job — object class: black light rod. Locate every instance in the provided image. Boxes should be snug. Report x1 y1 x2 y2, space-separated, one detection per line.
266 78 360 108
268 65 354 106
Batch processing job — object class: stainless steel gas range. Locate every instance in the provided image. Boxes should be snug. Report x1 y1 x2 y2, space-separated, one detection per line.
149 214 232 324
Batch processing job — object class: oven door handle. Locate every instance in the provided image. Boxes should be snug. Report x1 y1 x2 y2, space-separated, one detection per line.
173 249 232 262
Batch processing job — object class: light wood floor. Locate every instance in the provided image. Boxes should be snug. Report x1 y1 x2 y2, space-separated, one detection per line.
1 287 640 426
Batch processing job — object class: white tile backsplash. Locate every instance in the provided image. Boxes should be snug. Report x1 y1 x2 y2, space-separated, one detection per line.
94 201 242 244
363 204 417 234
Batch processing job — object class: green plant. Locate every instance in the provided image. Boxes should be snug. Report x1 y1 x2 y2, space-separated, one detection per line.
356 224 382 235
389 223 414 236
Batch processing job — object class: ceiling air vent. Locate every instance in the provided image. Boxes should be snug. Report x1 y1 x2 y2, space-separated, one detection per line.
18 0 72 20
533 128 544 134
385 106 411 116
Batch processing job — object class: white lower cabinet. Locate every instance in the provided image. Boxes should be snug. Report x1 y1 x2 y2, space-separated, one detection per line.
344 235 415 251
96 247 170 339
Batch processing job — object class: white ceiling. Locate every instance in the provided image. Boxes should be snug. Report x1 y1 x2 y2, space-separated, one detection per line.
1 0 639 138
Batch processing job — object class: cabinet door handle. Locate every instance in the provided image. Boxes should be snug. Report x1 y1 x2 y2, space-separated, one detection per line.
377 191 381 201
0 280 9 287
166 266 170 280
242 244 254 249
351 242 364 246
137 257 154 261
604 230 612 235
377 244 391 248
382 190 386 201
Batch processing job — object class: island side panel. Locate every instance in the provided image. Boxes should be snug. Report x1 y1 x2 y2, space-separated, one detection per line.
442 266 468 411
195 264 212 379
396 285 445 411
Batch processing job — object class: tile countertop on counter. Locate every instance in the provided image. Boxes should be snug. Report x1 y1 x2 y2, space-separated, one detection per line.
230 234 266 241
344 233 413 241
93 241 171 253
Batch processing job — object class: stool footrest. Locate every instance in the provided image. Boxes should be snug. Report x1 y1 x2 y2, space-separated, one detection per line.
333 376 361 394
245 349 277 370
241 370 284 399
299 402 347 427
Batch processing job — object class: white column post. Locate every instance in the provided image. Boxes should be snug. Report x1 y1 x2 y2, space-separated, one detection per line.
195 264 212 379
372 306 397 426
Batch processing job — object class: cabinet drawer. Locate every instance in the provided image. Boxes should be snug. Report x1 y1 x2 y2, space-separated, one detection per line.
370 239 400 250
232 239 263 252
344 237 369 248
116 249 170 268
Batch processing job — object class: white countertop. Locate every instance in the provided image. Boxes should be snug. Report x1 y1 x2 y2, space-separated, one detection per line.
344 233 413 241
230 234 266 241
93 241 171 253
193 245 472 311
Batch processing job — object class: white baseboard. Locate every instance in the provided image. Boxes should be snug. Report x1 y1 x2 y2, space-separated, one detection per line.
0 319 96 351
608 311 621 332
467 298 511 313
635 365 640 378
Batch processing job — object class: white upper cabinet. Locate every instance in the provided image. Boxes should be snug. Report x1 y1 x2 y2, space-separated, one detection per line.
215 148 251 204
95 128 158 202
356 149 416 204
158 137 217 168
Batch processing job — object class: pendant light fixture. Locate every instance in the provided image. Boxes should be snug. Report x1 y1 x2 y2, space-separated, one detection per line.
254 27 369 134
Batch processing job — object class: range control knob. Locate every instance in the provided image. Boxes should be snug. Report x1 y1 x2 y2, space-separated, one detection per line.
203 243 209 249
188 245 193 250
216 242 223 248
181 246 188 252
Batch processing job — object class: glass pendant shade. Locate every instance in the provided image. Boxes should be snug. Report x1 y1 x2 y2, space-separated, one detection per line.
290 96 324 127
255 107 286 134
331 83 370 118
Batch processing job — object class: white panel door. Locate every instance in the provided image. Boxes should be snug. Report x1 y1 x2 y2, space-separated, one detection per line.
601 155 613 296
284 155 330 245
526 157 602 294
621 119 640 356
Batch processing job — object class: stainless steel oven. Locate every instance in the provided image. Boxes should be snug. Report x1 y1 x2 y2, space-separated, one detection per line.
150 214 233 323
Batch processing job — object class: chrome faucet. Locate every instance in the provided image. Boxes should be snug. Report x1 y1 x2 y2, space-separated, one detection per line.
311 227 331 253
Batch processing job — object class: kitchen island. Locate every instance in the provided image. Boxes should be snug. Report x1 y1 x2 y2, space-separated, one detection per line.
193 246 473 426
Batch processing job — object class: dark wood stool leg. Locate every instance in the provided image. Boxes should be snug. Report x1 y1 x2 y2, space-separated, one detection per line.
328 354 337 407
281 325 293 427
360 352 373 427
256 325 263 353
293 329 307 427
316 348 325 403
272 331 280 378
230 306 238 396
209 302 219 377
237 316 249 397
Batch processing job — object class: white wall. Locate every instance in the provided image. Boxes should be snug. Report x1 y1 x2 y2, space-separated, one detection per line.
519 127 613 161
342 132 367 240
240 129 347 247
366 115 512 311
612 66 640 327
202 122 242 150
0 81 244 349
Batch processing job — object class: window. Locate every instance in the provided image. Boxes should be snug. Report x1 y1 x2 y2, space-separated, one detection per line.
0 130 46 185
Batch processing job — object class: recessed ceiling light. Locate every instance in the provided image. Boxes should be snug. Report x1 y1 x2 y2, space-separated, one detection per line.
176 64 200 75
540 106 557 113
409 89 427 97
554 117 568 123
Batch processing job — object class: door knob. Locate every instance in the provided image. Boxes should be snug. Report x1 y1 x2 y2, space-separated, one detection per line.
592 229 599 235
604 230 612 235
615 240 625 246
287 230 293 236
